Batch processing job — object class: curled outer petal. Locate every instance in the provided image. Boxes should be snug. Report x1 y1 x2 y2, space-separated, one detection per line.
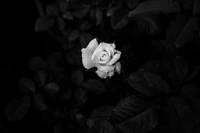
95 70 107 79
87 38 99 52
111 43 116 49
91 43 115 61
81 48 95 69
97 65 115 73
107 70 114 77
107 51 121 66
115 62 121 74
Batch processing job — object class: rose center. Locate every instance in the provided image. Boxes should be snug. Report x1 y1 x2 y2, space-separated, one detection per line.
99 50 110 64
101 53 108 60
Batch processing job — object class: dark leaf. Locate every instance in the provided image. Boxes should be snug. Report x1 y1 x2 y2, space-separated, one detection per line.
126 0 141 9
90 8 103 25
88 119 117 133
0 124 3 131
193 105 200 132
28 56 45 71
62 88 72 101
70 0 79 3
55 108 68 118
62 41 76 50
167 67 179 84
84 67 98 74
34 70 46 87
75 113 88 127
129 0 180 18
111 8 129 30
151 40 167 54
128 72 169 97
179 84 200 106
166 14 188 42
196 127 200 133
41 109 56 123
116 106 158 133
171 96 195 133
96 8 103 26
46 4 59 17
5 95 30 121
90 105 113 120
110 95 156 124
185 66 200 82
110 96 157 132
80 32 93 48
58 0 67 12
90 8 96 20
45 52 62 71
107 5 122 17
80 20 92 31
56 17 65 31
175 17 199 48
139 60 162 74
67 122 74 129
81 79 105 95
105 77 123 93
66 49 81 66
50 67 65 83
92 0 107 6
45 82 60 97
18 78 36 94
35 16 55 32
193 0 200 15
174 56 188 81
62 34 76 46
136 15 161 36
63 11 74 20
162 98 182 133
54 123 62 133
178 0 194 10
71 69 84 86
73 4 90 19
75 87 87 104
68 30 80 41
160 39 177 56
33 93 48 111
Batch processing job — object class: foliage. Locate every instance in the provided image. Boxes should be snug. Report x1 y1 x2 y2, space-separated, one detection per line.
3 0 200 133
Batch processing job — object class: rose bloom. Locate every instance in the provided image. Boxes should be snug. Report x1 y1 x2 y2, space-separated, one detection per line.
81 38 121 78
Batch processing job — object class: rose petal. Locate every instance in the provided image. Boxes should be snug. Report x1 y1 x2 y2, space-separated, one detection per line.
81 48 95 69
98 52 110 65
97 65 115 73
96 70 107 78
87 38 99 52
107 51 121 65
108 71 114 77
115 62 121 74
91 43 114 61
111 43 116 49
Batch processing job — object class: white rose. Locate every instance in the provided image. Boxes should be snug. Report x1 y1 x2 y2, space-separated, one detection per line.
81 38 121 78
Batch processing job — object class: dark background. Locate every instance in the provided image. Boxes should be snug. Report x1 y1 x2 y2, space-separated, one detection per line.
1 0 200 133
1 1 52 133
